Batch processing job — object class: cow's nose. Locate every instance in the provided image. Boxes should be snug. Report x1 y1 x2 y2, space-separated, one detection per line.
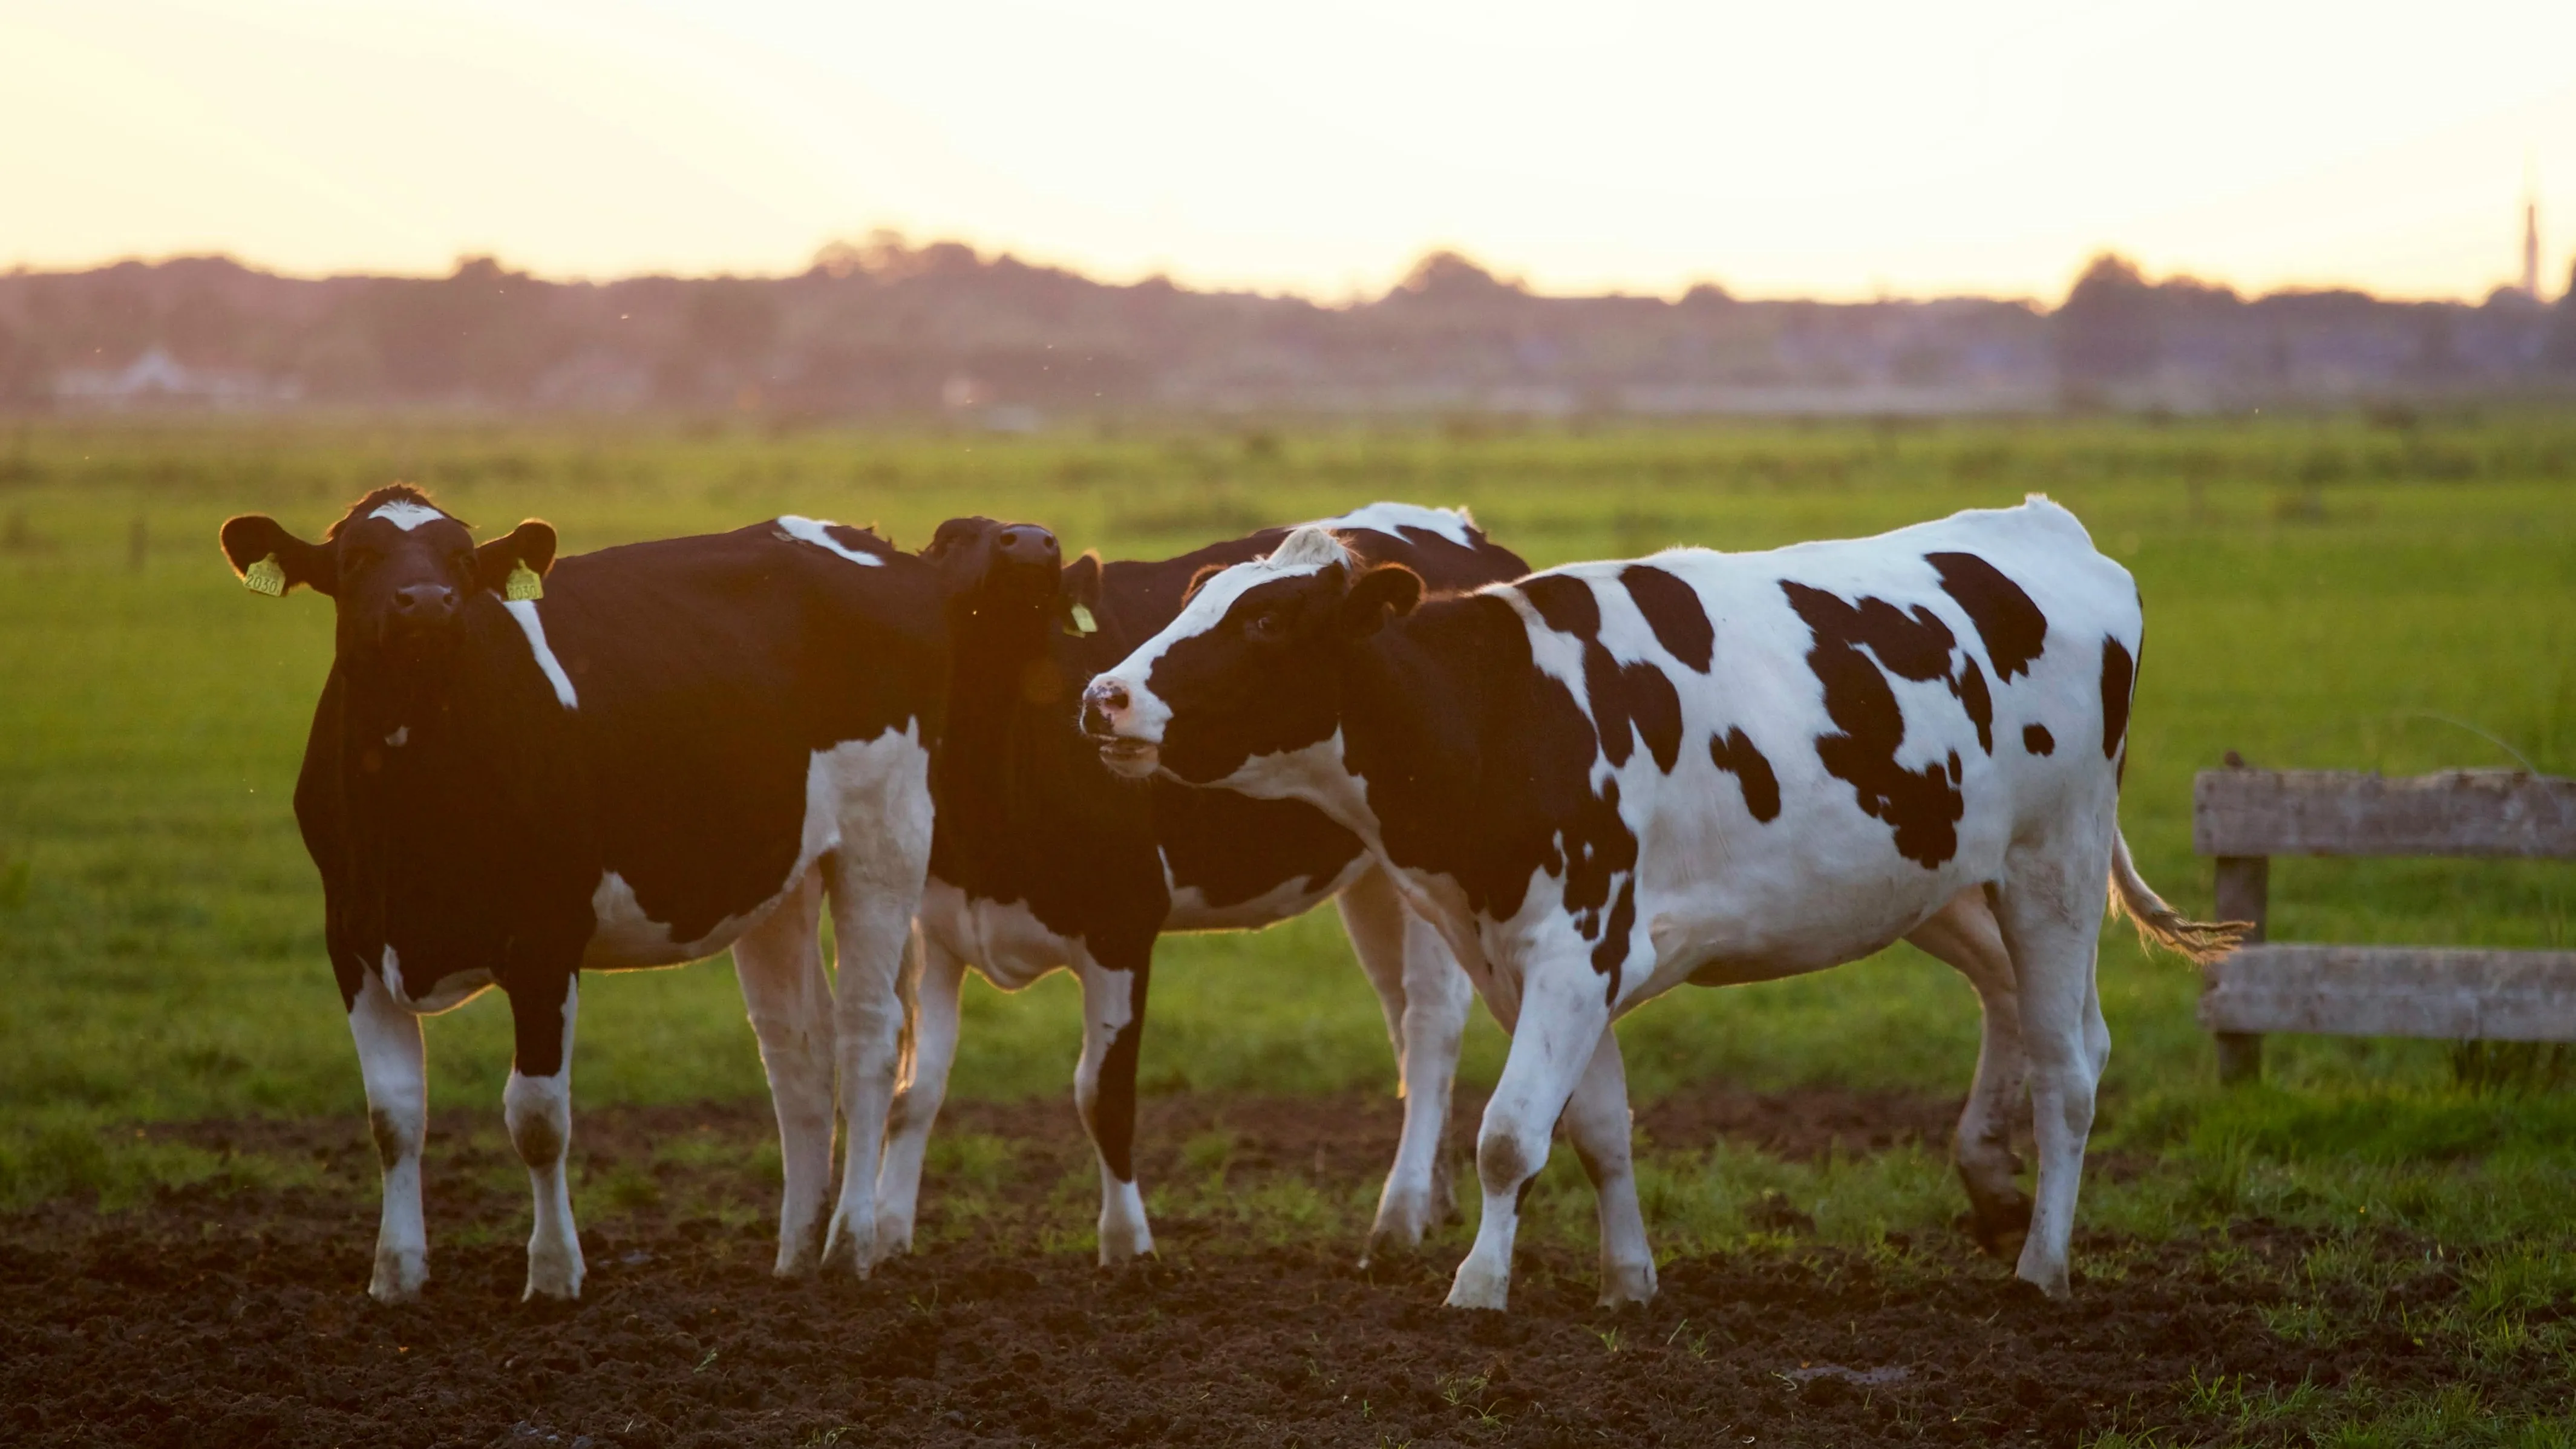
1080 679 1129 737
998 525 1058 564
391 583 457 620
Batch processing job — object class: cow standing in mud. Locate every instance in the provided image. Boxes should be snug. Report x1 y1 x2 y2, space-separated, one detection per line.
220 487 1041 1301
1080 497 2240 1309
876 505 1526 1266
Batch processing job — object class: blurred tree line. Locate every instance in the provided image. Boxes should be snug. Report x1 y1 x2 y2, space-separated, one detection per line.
2 237 2571 417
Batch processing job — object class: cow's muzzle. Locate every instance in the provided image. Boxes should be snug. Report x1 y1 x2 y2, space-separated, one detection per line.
1079 678 1160 779
379 583 461 647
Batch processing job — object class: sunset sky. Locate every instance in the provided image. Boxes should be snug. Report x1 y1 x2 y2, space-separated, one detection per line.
9 0 2575 302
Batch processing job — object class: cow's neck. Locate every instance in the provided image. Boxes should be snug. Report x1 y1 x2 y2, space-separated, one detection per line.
1333 594 1517 844
936 612 1079 849
327 610 573 856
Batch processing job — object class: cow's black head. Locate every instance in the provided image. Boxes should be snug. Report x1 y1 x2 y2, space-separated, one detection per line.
1080 526 1420 785
219 486 556 666
920 515 1070 623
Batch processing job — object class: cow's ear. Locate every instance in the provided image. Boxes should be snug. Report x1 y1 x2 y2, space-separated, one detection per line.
475 521 557 595
1060 551 1105 636
220 514 336 597
1338 563 1422 638
1180 561 1225 605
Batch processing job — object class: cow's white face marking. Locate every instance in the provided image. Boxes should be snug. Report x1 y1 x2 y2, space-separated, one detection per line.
503 598 579 709
368 500 449 531
774 515 884 567
1091 526 1350 770
1306 501 1477 549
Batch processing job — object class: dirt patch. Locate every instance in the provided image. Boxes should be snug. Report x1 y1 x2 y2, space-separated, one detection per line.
0 1087 2524 1447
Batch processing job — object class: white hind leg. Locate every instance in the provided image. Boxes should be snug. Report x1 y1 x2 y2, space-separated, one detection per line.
817 733 937 1277
731 868 835 1277
874 929 967 1261
1904 886 2033 1261
1337 868 1471 1261
1993 830 2115 1300
1561 1027 1655 1307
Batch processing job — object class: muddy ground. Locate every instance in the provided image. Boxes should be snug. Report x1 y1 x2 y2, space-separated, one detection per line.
0 1087 2503 1447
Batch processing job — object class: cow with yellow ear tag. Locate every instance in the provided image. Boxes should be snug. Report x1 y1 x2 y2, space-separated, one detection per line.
220 483 1048 1304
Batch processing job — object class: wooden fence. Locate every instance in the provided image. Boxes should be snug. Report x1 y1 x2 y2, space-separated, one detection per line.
2191 765 2576 1084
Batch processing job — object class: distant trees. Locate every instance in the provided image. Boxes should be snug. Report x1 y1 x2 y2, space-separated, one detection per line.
2549 262 2576 373
0 243 2567 414
1390 250 1524 301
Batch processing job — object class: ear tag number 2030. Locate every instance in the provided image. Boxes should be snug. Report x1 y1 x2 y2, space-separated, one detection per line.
243 553 287 597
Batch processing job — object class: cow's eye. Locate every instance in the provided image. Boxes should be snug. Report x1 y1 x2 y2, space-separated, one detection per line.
449 551 474 575
1243 610 1284 642
342 547 378 572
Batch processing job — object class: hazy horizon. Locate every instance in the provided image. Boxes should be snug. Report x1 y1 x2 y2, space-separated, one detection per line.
10 0 2575 304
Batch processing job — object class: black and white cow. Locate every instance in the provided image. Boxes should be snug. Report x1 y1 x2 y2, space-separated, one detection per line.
1080 497 2241 1309
219 486 1036 1301
873 505 1528 1266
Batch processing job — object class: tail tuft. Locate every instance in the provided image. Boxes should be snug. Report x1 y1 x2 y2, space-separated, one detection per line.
892 924 926 1093
2108 829 2252 964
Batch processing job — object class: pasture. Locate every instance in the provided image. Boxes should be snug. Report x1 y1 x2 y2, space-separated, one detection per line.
2 413 2572 1445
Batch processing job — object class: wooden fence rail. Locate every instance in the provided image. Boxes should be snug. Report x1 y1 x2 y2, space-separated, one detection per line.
2192 766 2576 1085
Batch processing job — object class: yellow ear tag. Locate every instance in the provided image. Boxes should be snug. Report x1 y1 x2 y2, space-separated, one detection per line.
505 561 544 602
243 553 287 597
1067 603 1097 636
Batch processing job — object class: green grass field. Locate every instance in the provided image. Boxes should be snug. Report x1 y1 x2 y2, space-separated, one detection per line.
3 413 2574 1438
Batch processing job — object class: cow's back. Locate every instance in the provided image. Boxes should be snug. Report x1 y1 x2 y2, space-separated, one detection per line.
540 523 948 959
1502 498 2140 990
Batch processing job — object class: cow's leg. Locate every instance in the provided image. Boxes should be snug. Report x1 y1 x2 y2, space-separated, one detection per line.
503 971 584 1301
1561 1025 1656 1307
817 846 929 1277
1073 937 1156 1265
873 929 967 1261
1449 957 1609 1311
1337 868 1472 1260
731 867 836 1277
1994 836 2115 1300
1904 886 2033 1261
348 970 430 1303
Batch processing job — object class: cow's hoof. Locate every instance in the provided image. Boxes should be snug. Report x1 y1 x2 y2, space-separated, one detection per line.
368 1252 428 1304
1598 1259 1658 1309
1444 1262 1510 1312
521 1263 584 1302
1359 1228 1422 1271
1096 1226 1154 1268
1362 1205 1432 1266
2013 1255 2071 1302
1989 1227 2029 1267
771 1217 828 1278
1967 1194 2034 1261
866 1215 915 1267
818 1223 877 1278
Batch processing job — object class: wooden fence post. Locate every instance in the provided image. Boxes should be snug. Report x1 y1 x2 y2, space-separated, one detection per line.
2211 854 2270 1085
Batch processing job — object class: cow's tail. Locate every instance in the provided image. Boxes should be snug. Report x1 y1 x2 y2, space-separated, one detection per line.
2107 828 2249 964
892 924 926 1093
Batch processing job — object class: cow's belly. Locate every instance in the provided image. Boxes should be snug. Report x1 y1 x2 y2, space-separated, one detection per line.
1162 852 1367 934
583 727 930 971
1636 799 2009 994
918 878 1078 990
